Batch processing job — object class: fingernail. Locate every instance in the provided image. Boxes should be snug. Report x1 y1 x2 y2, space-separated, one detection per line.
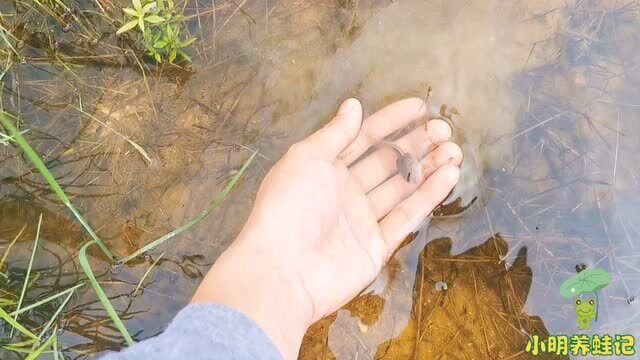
337 98 358 115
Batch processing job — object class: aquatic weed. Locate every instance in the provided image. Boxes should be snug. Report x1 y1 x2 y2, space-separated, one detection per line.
117 0 194 64
117 0 165 34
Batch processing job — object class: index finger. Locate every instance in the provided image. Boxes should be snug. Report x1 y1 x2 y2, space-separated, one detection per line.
338 98 429 165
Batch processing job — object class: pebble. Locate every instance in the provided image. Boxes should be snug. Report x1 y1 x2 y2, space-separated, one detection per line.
435 281 448 291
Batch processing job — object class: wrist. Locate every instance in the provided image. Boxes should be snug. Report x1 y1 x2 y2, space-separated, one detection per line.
191 239 313 359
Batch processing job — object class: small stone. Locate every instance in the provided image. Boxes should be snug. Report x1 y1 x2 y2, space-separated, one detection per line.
358 321 368 333
110 262 124 275
435 281 448 291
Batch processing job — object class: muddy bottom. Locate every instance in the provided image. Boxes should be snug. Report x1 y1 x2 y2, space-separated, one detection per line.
301 235 562 360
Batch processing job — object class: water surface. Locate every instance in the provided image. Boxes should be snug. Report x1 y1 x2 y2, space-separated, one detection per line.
1 0 640 358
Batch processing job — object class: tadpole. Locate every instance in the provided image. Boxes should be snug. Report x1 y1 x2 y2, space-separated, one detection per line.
376 141 422 183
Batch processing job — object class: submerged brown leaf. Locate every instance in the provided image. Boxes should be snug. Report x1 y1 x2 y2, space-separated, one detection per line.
300 235 564 360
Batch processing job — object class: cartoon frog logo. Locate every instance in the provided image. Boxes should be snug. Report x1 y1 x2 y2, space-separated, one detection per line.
560 266 611 331
575 298 597 330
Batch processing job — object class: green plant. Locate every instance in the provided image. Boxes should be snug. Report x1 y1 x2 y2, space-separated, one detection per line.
117 0 165 34
117 0 195 64
146 24 195 63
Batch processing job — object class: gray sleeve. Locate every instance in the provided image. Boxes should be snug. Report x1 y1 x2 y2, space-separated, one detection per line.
100 304 283 360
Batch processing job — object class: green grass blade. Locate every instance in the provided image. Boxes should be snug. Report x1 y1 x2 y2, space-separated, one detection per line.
2 345 53 354
0 307 38 340
121 150 257 263
10 283 83 317
35 288 77 341
1 132 13 145
13 215 42 333
26 333 55 360
0 224 26 271
0 298 16 306
53 332 60 360
0 112 114 261
134 252 165 296
2 339 37 348
0 129 29 145
79 241 135 345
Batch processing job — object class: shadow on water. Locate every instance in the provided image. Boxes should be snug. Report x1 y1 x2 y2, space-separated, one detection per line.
1 0 640 358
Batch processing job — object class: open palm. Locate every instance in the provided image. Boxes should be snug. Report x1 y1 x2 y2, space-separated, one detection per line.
193 98 462 359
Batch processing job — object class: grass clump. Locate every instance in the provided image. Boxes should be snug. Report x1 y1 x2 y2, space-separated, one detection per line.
0 218 82 357
12 215 43 333
117 0 195 63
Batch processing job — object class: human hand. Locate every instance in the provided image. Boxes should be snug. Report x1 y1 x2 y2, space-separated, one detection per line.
191 98 463 359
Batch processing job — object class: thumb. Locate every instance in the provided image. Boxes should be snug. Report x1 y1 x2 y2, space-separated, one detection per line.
303 98 363 160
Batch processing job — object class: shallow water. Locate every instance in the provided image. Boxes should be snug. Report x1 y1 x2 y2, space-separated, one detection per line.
1 0 640 358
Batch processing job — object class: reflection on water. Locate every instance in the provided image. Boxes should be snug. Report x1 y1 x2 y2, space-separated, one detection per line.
1 0 640 358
